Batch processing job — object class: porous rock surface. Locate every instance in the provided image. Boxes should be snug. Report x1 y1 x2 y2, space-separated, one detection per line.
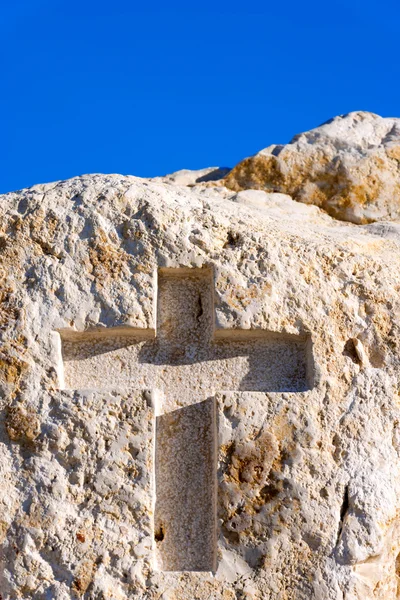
224 111 400 224
0 131 400 600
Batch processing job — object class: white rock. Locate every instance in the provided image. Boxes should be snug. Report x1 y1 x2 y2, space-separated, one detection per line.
154 165 231 186
224 111 400 224
0 159 399 599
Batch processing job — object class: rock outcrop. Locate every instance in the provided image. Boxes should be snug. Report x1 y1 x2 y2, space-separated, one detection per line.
224 111 400 224
0 115 400 599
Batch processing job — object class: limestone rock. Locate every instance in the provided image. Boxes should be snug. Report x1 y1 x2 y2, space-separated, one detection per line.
154 166 231 187
0 166 400 600
224 111 400 224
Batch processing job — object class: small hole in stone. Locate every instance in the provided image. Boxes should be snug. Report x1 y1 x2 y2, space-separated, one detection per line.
343 339 359 364
320 487 329 499
154 524 165 542
224 230 242 248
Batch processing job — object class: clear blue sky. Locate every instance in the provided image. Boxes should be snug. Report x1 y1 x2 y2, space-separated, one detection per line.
1 1 399 194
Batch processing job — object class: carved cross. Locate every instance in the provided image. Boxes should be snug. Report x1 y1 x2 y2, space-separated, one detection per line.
59 268 311 572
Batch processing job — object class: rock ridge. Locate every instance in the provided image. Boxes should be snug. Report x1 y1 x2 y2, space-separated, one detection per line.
221 111 400 224
0 115 400 599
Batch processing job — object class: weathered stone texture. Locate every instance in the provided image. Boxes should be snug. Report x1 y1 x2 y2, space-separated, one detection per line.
0 125 400 599
223 111 400 224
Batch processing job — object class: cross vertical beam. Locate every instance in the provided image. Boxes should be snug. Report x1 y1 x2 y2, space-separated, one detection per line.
155 398 216 572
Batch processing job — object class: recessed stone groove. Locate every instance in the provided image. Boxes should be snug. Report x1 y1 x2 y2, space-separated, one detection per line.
154 398 217 572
